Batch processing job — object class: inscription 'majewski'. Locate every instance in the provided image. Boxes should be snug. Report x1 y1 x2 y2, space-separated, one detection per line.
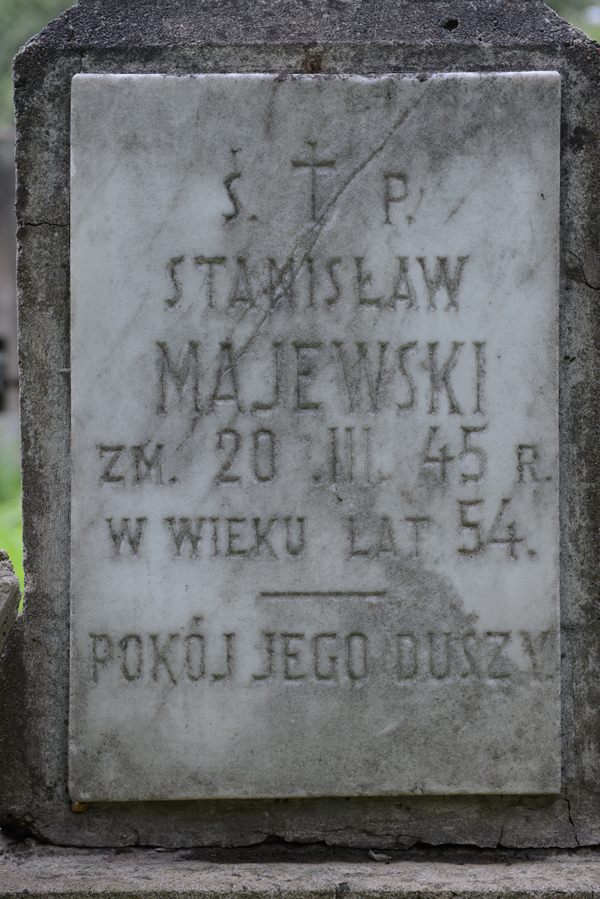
154 338 485 416
70 72 561 801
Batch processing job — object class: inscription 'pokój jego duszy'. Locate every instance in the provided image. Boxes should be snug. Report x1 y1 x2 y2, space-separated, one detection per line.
69 72 561 800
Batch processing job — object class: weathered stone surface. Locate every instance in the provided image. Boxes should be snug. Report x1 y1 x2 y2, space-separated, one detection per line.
2 844 600 897
69 71 560 801
4 0 600 849
0 129 19 413
0 552 19 656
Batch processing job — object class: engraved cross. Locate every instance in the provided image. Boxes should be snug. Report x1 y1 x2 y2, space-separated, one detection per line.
291 140 336 222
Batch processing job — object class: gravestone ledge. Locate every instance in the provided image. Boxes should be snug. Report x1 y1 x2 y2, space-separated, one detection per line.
2 844 600 898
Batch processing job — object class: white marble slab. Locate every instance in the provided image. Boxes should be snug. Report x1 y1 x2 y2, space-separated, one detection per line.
69 72 561 800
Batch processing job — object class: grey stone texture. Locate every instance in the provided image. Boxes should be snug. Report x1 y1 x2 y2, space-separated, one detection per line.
2 0 599 848
0 551 19 656
0 129 19 413
3 844 600 897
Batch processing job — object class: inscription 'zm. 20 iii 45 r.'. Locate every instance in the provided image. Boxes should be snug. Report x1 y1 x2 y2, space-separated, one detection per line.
69 72 561 801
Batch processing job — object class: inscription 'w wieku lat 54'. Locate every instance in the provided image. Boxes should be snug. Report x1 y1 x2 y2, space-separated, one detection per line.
69 72 561 801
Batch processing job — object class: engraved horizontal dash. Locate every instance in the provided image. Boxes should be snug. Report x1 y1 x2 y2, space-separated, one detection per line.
258 591 387 599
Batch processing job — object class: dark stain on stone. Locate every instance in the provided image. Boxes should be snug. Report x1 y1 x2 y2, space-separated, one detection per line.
442 17 460 32
569 125 592 153
302 53 324 74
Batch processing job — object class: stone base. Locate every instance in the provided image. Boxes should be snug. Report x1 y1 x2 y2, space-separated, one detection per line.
2 842 600 897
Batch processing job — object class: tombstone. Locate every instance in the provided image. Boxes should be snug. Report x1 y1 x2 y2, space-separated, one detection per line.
1 0 599 866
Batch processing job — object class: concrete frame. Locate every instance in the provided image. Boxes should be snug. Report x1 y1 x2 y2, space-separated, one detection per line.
1 0 599 848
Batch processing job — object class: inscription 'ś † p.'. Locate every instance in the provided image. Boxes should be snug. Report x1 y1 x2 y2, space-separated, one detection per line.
70 72 561 801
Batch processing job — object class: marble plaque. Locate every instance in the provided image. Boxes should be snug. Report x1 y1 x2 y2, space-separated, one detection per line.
69 72 561 801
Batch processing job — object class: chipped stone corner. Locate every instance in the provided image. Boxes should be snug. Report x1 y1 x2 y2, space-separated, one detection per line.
0 551 20 657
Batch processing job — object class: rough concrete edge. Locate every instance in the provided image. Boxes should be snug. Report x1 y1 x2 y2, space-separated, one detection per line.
4 844 600 897
0 552 20 656
10 0 586 63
